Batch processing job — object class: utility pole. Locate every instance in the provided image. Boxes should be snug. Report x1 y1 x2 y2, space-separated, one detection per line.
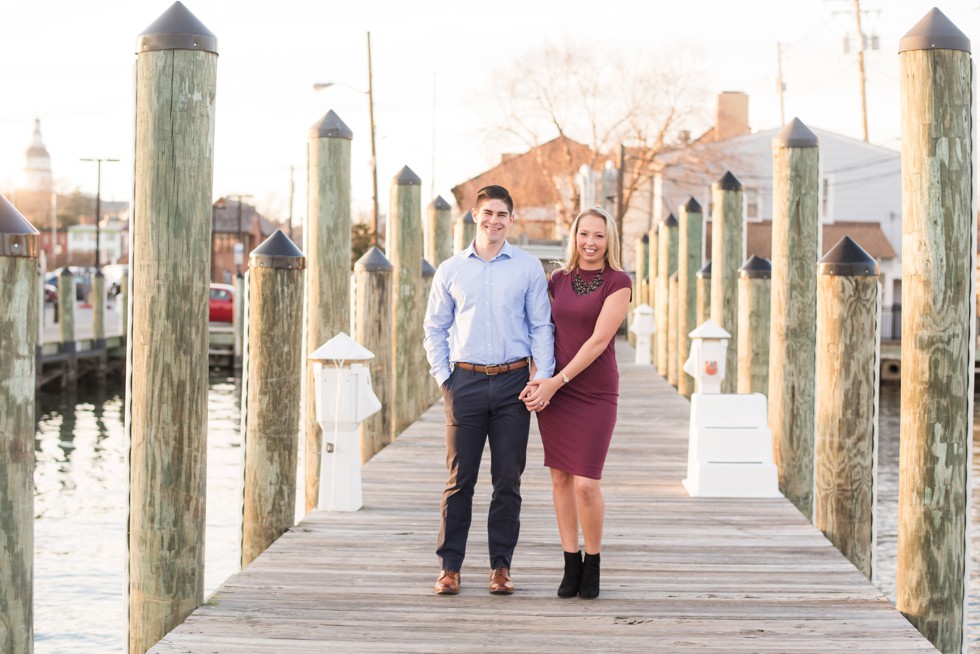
233 193 254 276
367 31 380 244
852 0 869 142
431 73 437 202
80 157 119 269
288 165 295 241
616 143 626 253
775 41 786 126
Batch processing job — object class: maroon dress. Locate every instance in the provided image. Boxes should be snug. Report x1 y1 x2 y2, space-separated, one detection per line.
537 266 632 479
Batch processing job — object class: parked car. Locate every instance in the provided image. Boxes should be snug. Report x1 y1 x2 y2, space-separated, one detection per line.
209 283 235 323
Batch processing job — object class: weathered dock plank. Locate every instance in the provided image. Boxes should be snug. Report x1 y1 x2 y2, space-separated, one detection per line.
151 341 934 653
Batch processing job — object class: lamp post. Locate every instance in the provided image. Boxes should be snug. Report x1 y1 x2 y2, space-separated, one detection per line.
313 31 379 244
80 157 119 269
232 194 254 276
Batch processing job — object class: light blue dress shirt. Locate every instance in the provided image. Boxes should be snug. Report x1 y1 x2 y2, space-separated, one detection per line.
423 240 555 387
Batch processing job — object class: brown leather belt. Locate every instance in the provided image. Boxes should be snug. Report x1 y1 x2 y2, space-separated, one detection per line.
454 359 529 376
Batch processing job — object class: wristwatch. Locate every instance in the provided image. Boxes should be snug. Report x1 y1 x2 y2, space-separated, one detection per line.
559 370 570 383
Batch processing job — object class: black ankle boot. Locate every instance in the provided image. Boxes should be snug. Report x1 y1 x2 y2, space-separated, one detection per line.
557 550 583 597
578 552 600 599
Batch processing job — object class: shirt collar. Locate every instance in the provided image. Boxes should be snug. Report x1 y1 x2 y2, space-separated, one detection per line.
464 239 513 262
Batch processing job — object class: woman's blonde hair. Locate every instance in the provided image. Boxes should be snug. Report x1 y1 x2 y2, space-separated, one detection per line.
558 207 624 273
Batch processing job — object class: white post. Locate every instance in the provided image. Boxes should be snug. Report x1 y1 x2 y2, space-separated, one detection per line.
630 304 655 365
310 333 382 512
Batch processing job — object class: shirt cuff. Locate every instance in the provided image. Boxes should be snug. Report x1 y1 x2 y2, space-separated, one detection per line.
532 369 553 381
434 369 451 387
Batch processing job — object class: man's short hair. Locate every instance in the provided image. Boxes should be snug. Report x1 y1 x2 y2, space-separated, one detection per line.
474 185 513 214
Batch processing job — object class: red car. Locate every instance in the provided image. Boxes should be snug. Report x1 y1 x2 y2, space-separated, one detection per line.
209 283 235 323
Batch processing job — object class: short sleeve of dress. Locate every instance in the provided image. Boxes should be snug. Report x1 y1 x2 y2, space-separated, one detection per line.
548 269 560 297
604 270 632 302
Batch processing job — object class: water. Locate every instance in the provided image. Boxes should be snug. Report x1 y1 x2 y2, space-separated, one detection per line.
33 374 248 652
29 378 980 651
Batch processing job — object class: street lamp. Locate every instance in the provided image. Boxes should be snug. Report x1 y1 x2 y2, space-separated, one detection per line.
80 157 119 269
313 31 379 244
231 194 253 276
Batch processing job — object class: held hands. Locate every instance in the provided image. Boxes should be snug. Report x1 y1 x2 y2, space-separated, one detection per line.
520 375 563 413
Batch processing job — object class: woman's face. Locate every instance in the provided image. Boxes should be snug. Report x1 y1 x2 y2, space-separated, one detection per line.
575 213 607 268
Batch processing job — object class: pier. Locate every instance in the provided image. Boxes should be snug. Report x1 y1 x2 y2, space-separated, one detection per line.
150 342 933 653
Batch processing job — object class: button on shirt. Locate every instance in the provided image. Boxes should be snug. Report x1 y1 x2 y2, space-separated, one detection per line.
423 241 555 387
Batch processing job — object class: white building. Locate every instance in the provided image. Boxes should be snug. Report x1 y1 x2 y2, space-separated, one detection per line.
67 220 125 264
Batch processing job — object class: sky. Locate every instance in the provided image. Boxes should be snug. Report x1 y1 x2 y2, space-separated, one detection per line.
1 0 977 226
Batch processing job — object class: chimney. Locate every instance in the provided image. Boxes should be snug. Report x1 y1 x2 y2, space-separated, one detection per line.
716 91 750 141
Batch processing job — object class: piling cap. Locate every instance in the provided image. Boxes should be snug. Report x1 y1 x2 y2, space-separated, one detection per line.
641 233 649 244
0 194 39 258
714 171 742 191
60 267 74 277
738 255 772 279
250 229 305 269
772 118 818 148
309 331 375 364
818 236 878 276
669 271 678 282
422 258 436 277
661 213 678 227
430 195 451 211
688 319 730 340
461 210 475 224
696 261 712 279
310 110 353 140
684 197 702 213
899 8 971 54
394 166 421 186
137 2 218 54
354 245 392 272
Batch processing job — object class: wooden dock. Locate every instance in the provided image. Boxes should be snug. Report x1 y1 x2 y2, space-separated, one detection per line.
36 304 237 387
151 341 934 653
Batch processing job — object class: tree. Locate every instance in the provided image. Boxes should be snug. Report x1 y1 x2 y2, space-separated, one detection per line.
479 41 711 238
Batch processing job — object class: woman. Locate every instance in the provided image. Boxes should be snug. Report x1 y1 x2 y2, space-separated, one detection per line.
522 207 631 599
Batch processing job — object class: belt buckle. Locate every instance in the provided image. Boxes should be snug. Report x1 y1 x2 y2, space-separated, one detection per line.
484 364 501 376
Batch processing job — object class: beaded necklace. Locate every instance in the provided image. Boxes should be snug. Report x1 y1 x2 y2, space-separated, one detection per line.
572 265 605 296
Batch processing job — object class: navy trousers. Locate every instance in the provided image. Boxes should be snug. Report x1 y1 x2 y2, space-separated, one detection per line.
436 365 531 571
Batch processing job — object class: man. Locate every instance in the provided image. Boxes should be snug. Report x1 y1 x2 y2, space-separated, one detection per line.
423 184 554 595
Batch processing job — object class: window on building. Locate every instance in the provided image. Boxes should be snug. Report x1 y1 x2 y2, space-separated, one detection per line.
745 188 759 220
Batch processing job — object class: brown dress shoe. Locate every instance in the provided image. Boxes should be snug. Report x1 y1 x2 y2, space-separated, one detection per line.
434 570 460 595
489 567 514 594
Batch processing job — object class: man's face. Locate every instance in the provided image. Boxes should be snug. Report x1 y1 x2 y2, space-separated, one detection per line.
473 198 514 246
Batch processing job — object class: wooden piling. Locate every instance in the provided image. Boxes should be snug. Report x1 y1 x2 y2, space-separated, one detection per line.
896 11 973 652
709 172 743 394
636 233 650 304
647 225 659 366
426 196 453 266
241 230 305 568
120 270 129 337
304 110 353 514
814 236 879 581
696 261 711 329
354 246 393 463
0 195 39 654
677 198 703 399
421 258 439 410
390 166 424 438
656 214 678 377
768 118 819 521
57 266 76 386
93 271 107 377
454 210 475 253
128 5 217 652
667 272 679 388
736 255 771 395
233 272 244 368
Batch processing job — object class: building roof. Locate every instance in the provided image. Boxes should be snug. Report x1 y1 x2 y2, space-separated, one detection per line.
451 136 596 219
213 197 277 236
705 220 897 261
